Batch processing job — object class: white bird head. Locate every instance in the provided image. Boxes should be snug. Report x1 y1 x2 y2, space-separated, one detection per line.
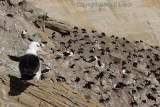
25 41 47 56
22 30 27 35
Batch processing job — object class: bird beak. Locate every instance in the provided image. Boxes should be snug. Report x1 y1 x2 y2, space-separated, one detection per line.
39 48 47 56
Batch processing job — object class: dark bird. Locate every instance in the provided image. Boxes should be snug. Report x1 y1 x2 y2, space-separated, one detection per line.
134 41 139 44
70 64 76 68
101 32 105 36
83 82 95 89
63 50 73 57
115 36 119 40
6 14 13 17
74 26 78 29
92 30 96 33
133 61 138 67
88 56 98 63
147 93 156 102
57 76 66 82
140 40 143 43
75 77 80 82
90 47 95 53
106 47 110 52
84 35 89 38
68 39 72 44
114 82 127 89
111 35 115 38
55 56 61 60
122 61 126 66
108 74 115 79
111 41 116 44
97 60 105 68
101 41 105 45
122 44 125 47
115 46 119 50
126 40 130 43
96 71 105 79
60 42 65 45
155 46 159 49
81 28 86 33
144 80 151 86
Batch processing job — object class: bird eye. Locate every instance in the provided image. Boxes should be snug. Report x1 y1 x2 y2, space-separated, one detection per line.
37 45 40 47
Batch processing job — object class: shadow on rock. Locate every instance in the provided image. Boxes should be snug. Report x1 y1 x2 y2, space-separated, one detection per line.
8 75 34 96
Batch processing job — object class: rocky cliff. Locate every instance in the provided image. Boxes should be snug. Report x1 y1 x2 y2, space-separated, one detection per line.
0 0 160 107
0 73 100 107
35 0 160 46
0 1 100 107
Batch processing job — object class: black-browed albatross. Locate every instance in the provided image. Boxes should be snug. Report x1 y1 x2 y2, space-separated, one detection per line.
19 41 47 85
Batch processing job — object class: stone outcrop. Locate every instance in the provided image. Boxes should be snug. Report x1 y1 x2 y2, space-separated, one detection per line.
0 73 100 107
8 0 22 6
44 20 72 35
22 0 36 12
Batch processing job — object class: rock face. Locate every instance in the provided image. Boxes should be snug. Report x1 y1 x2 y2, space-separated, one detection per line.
36 0 160 45
0 1 101 107
1 1 160 107
0 73 100 107
8 0 21 5
22 0 36 12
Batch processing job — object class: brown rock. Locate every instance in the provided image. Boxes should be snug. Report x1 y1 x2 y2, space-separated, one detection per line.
44 20 72 34
0 73 101 107
92 86 101 94
24 12 32 21
32 8 47 21
133 64 149 76
100 79 107 86
101 93 109 100
22 0 35 12
5 103 18 107
8 0 21 6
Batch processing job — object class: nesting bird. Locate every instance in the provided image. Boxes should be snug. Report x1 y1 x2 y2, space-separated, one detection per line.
21 30 27 38
133 61 138 67
97 60 105 68
41 67 51 80
88 56 98 63
19 41 47 86
63 51 74 57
